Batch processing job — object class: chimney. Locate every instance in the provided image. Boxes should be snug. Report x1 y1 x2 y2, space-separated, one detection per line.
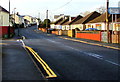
16 12 19 15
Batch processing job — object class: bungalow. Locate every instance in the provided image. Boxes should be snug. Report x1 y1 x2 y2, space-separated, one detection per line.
50 17 63 30
69 15 83 30
70 11 101 30
0 6 14 38
61 17 75 30
86 12 120 31
50 15 70 30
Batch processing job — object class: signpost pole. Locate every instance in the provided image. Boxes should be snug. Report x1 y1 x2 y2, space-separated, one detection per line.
115 14 117 43
112 14 113 43
107 5 120 43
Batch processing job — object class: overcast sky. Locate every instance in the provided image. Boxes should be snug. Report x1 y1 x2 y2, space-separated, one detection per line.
0 0 120 21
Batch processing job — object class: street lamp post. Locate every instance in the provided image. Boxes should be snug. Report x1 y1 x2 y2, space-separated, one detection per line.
14 8 16 24
13 8 20 36
46 10 48 28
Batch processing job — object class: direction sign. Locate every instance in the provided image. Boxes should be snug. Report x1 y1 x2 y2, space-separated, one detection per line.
108 7 120 14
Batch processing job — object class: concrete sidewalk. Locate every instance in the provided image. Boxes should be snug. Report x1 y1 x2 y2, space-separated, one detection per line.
2 41 44 81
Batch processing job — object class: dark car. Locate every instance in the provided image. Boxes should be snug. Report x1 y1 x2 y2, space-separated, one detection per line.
85 28 98 31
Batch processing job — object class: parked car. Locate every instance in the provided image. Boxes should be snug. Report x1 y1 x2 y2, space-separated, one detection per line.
85 28 98 31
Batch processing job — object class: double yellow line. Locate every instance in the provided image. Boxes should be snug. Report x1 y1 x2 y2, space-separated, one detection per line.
0 43 8 45
60 37 120 50
25 46 57 78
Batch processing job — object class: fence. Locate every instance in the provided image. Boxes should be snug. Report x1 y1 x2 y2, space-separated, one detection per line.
112 31 120 43
76 31 101 41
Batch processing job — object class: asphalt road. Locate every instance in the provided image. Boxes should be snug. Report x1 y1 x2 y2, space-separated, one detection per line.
3 26 120 80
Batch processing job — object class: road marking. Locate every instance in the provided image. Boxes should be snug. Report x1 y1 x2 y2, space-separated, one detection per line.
25 46 57 78
0 43 8 45
18 39 57 78
59 37 120 50
47 39 120 67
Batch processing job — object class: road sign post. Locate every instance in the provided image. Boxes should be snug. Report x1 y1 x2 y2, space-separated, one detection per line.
108 7 120 43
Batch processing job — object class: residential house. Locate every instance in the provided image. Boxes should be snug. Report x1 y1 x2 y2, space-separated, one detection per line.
0 6 14 38
32 17 39 25
50 14 70 30
50 17 63 29
11 14 26 28
23 15 32 26
0 6 9 27
69 15 83 30
61 17 75 30
70 11 101 30
11 14 24 24
54 14 69 21
86 12 120 31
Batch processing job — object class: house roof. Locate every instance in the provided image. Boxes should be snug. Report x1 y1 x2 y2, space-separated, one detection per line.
72 11 101 24
69 15 83 25
60 17 69 25
89 12 120 23
117 17 120 22
61 17 76 25
0 6 9 13
54 17 64 25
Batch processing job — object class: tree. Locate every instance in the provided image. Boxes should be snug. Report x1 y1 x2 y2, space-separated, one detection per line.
37 18 42 24
43 19 51 28
96 6 106 14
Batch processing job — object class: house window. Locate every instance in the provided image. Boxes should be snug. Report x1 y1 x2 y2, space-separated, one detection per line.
114 23 120 31
96 24 101 30
87 25 91 28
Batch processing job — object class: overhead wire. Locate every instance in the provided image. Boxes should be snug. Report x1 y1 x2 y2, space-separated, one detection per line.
48 0 72 21
52 0 72 11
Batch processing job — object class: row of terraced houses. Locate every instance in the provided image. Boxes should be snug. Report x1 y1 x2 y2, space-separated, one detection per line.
39 11 120 43
0 6 39 38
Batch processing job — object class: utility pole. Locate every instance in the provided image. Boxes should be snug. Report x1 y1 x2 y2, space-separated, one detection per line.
46 10 48 19
38 12 40 19
106 0 110 43
46 10 48 28
8 0 10 38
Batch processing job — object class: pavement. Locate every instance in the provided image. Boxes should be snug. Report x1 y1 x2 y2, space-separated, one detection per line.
2 39 45 81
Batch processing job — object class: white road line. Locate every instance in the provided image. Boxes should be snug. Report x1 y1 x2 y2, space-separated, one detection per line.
46 39 120 67
17 39 26 47
105 60 120 66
